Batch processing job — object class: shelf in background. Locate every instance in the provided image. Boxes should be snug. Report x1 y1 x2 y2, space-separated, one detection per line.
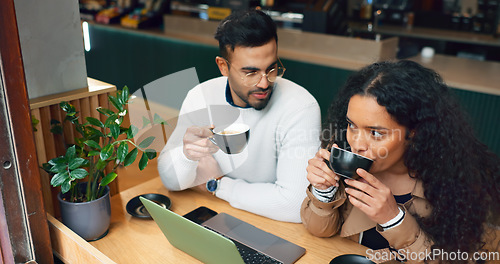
349 22 500 47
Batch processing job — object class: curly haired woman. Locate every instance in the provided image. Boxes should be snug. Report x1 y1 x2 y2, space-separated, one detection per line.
301 60 499 263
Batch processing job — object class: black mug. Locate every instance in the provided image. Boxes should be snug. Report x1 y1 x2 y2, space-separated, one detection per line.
329 146 373 180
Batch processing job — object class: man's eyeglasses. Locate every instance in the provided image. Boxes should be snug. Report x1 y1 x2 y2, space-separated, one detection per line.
223 58 286 87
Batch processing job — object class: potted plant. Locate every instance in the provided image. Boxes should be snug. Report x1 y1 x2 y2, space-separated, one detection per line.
42 86 160 240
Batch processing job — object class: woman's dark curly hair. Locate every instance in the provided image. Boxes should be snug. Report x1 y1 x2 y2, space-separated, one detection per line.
323 60 499 262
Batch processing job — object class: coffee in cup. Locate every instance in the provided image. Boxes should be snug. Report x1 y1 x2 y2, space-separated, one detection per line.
219 130 240 135
209 123 250 154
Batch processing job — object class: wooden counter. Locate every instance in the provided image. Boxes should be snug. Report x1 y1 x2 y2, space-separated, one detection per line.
159 15 500 96
50 158 370 264
409 54 500 96
30 78 116 109
87 18 500 96
349 22 500 48
162 15 399 71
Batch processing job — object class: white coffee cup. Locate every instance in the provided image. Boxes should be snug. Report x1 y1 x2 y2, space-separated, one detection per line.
209 123 250 154
421 47 435 58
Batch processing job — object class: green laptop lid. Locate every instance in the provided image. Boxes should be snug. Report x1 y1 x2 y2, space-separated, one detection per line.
139 197 245 264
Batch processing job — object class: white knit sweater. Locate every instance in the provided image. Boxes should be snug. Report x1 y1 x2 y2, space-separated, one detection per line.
158 76 321 222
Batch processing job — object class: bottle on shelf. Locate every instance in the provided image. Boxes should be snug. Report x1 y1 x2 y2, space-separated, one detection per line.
360 0 373 20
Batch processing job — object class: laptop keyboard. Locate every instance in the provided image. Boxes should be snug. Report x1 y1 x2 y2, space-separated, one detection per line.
232 238 283 264
204 226 283 264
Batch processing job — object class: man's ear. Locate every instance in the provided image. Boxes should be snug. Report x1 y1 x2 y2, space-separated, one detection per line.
216 56 228 76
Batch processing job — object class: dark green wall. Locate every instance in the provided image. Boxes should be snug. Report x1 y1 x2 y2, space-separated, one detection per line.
85 24 500 156
279 58 353 119
452 89 500 155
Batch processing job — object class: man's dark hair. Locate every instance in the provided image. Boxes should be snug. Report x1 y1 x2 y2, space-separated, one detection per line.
214 9 277 60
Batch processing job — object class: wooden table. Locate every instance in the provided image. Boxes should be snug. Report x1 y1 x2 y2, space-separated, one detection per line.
86 176 368 263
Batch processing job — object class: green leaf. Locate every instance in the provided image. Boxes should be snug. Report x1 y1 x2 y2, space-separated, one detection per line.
96 107 114 117
48 156 66 166
138 152 149 171
108 95 123 112
100 144 114 160
42 162 52 173
127 125 139 139
121 86 130 105
124 148 138 167
75 138 86 148
50 119 61 126
96 158 108 170
51 171 69 187
116 142 129 163
49 119 63 135
60 101 76 116
32 116 40 125
49 163 67 174
88 150 100 156
100 172 118 187
61 179 72 194
70 168 88 179
153 113 166 125
32 117 40 132
104 115 118 128
68 158 88 170
119 126 129 134
117 90 125 105
84 140 102 150
76 137 86 145
50 125 63 135
116 117 124 126
86 127 105 139
65 145 76 161
110 124 120 139
142 116 151 128
67 115 80 126
138 136 155 149
85 117 104 128
145 149 157 160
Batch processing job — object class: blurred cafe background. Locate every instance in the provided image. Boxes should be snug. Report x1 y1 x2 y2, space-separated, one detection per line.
75 0 500 153
12 0 500 161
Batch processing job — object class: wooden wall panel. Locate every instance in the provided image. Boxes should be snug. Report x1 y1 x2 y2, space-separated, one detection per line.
31 108 54 216
40 107 58 162
49 104 66 157
98 94 109 116
89 95 100 119
70 99 82 142
80 97 91 121
60 104 76 147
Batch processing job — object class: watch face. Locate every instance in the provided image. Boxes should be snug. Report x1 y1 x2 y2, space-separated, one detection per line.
206 179 218 192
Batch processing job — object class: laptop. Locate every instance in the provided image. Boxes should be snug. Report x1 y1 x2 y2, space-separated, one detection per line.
140 197 306 264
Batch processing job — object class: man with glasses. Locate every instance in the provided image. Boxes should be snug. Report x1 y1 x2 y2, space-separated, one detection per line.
158 9 321 223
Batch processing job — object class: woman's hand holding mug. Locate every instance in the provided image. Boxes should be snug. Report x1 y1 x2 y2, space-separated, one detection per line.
306 146 340 190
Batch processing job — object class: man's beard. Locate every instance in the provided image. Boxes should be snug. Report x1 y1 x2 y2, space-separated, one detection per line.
240 87 273 110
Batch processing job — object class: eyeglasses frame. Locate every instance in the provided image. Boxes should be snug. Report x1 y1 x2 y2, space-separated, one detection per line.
222 57 286 87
